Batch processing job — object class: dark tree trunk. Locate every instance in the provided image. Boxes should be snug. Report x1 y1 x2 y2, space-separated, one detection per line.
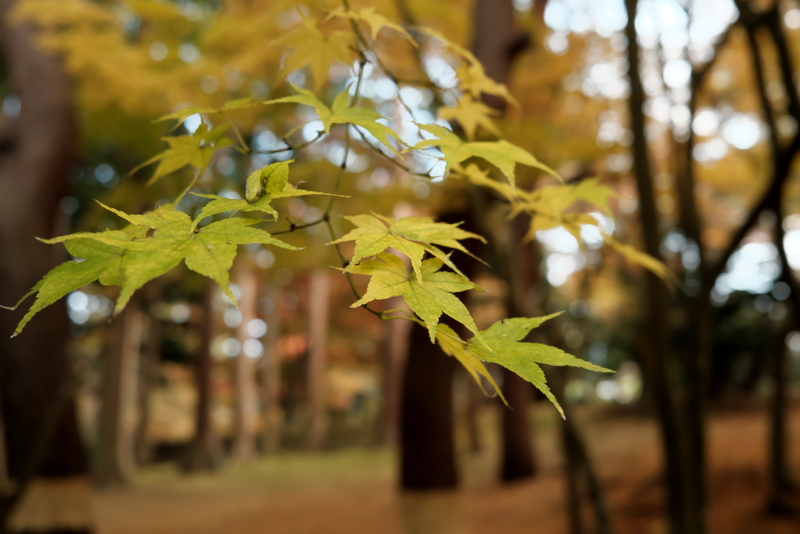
499 370 535 481
0 1 91 531
472 0 538 484
134 291 162 466
182 286 220 472
400 322 458 489
94 299 142 487
624 2 693 533
379 297 411 446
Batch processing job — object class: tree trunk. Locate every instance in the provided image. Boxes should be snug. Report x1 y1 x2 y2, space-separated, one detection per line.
0 1 91 531
307 270 330 451
400 322 458 489
472 0 538 484
134 293 162 466
231 261 258 460
379 296 411 446
182 286 221 472
94 299 143 487
624 2 693 532
499 371 535 481
259 284 281 453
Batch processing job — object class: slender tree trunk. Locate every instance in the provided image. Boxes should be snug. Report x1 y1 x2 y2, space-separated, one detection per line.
400 322 458 489
472 0 538 484
624 2 692 532
464 379 483 455
182 286 220 472
94 299 142 487
307 270 330 451
0 1 91 530
231 262 258 460
769 207 797 511
259 284 281 453
379 296 411 446
134 296 162 466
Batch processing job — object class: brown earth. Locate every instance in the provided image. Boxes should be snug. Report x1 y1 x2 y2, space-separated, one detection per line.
94 404 800 534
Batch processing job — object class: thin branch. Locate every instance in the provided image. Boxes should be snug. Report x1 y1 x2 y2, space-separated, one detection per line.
252 130 326 155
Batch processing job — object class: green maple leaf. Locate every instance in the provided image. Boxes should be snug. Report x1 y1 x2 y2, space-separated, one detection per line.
413 124 556 185
345 253 482 343
330 213 484 281
12 206 298 333
435 324 506 404
272 16 353 90
438 95 501 140
7 233 133 336
131 123 235 185
267 86 403 154
192 160 338 227
326 6 416 43
466 314 612 417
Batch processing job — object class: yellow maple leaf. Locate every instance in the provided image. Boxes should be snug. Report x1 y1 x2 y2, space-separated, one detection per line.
438 94 501 139
272 15 354 90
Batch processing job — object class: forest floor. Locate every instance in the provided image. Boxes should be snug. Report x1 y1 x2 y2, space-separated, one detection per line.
94 402 800 534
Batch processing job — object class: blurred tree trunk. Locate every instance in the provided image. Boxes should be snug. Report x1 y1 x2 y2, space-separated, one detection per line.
231 261 258 460
182 285 220 472
769 205 797 511
0 0 92 531
307 270 330 451
624 2 693 533
134 291 162 466
400 322 458 489
379 296 411 446
259 284 281 453
94 298 142 487
473 0 537 484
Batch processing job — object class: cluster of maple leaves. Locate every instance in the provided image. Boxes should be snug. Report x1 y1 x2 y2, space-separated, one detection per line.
5 3 664 415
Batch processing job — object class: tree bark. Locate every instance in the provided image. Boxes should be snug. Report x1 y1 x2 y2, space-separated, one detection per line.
624 2 692 532
0 1 91 531
400 322 458 489
259 284 281 453
182 286 221 472
379 296 411 446
94 299 142 487
472 0 538 484
231 261 258 460
307 270 330 451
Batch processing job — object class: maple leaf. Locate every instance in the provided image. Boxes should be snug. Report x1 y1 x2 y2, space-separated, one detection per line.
272 15 353 90
330 213 484 281
435 324 506 403
13 206 298 332
192 160 339 227
267 86 403 153
413 124 556 185
604 235 679 287
326 6 416 44
131 123 235 185
438 95 501 140
456 59 519 107
345 253 482 343
417 27 517 105
466 314 612 417
7 233 132 336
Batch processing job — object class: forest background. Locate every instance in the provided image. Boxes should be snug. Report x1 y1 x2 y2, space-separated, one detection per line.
0 0 799 533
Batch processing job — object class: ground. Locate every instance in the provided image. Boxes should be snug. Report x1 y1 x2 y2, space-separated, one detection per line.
94 404 800 534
